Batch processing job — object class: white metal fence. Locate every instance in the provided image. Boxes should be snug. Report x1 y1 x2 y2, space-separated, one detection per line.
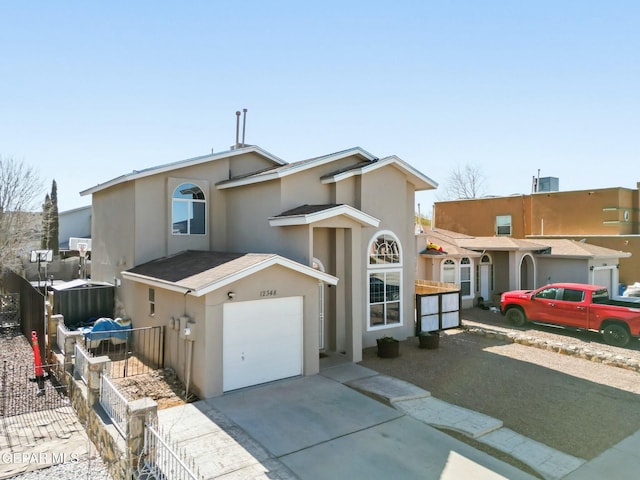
139 420 203 480
99 373 128 436
57 322 68 354
73 343 90 384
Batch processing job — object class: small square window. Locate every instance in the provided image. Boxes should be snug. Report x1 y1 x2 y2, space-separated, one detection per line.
496 215 512 236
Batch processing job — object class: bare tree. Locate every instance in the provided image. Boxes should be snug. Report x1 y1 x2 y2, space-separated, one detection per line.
440 163 487 200
0 156 44 273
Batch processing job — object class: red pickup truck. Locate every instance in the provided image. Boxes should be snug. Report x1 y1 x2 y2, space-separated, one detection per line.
500 283 640 347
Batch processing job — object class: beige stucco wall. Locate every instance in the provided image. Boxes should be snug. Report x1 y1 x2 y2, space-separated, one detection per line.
92 184 136 284
360 167 417 346
219 156 421 350
91 149 429 364
122 263 322 399
224 180 284 254
91 151 278 287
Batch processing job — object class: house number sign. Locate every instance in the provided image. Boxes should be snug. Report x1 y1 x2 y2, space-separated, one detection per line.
260 290 277 297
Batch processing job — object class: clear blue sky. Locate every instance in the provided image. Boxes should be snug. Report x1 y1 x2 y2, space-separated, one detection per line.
1 1 638 215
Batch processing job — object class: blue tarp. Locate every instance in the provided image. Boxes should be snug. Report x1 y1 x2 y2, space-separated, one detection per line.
80 318 132 343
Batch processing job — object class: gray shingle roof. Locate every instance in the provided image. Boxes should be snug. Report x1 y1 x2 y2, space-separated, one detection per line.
127 251 274 288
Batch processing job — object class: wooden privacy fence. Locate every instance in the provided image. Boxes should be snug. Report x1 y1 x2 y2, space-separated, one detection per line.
1 270 45 360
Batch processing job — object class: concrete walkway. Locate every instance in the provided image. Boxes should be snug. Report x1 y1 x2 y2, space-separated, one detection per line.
345 371 585 480
0 406 95 479
157 359 640 479
159 363 535 479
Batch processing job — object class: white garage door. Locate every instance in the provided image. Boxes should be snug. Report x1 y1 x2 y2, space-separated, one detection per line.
223 296 303 392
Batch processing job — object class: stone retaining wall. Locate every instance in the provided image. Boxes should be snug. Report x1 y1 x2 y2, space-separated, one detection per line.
50 317 157 480
67 375 129 479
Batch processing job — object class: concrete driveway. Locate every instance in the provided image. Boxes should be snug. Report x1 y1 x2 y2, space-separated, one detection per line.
160 362 537 479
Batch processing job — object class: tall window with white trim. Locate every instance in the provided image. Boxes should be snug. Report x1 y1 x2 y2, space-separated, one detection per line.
368 232 402 330
460 257 471 296
172 183 206 235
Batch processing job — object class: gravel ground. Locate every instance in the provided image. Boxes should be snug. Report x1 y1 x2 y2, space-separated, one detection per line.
1 325 190 480
359 307 640 462
1 326 113 480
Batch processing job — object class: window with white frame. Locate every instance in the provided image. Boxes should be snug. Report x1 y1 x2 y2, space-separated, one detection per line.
442 259 456 283
148 288 155 316
496 215 512 236
368 232 402 330
460 257 471 296
172 183 206 235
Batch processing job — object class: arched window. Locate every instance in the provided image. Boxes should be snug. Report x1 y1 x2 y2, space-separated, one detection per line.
172 183 206 235
369 233 400 265
367 231 402 330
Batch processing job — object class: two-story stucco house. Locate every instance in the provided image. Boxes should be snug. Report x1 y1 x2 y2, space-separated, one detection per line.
80 145 437 397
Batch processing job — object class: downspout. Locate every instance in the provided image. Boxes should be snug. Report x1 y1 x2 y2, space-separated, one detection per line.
185 336 194 400
181 288 193 399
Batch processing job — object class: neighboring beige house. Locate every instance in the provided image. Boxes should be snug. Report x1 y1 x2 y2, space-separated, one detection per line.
80 145 437 398
416 228 630 308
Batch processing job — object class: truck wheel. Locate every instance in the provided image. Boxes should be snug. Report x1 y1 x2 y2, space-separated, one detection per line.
506 308 526 326
602 324 630 347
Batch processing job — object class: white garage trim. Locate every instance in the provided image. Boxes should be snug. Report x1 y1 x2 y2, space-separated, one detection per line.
223 296 303 392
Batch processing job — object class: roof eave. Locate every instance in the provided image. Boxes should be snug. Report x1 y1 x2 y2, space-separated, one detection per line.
81 146 286 197
321 155 438 191
218 147 377 190
268 205 380 227
122 255 339 298
121 271 194 294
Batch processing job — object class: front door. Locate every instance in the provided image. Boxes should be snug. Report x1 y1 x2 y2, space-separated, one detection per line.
480 265 490 301
479 254 492 302
313 258 326 351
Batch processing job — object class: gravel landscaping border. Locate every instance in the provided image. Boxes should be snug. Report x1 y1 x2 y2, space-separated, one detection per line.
461 307 640 372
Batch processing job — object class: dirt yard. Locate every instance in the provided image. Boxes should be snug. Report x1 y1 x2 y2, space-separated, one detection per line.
112 368 195 409
0 326 193 410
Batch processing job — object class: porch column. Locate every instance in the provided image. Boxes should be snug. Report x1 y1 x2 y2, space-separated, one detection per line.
346 227 363 363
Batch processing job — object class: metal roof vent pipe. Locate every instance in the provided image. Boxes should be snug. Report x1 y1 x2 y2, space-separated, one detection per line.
234 110 241 149
241 108 247 147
